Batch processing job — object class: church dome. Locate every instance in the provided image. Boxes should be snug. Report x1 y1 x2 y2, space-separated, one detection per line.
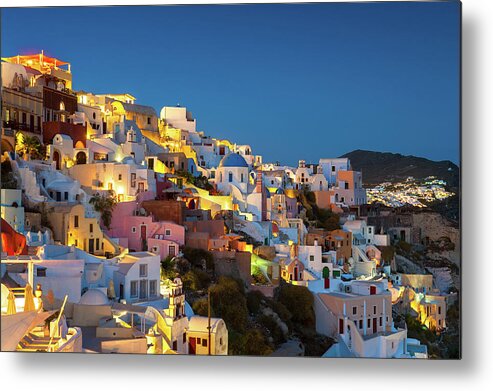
79 289 109 306
219 153 248 168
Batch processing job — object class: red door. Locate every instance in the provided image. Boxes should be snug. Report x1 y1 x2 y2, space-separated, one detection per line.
140 225 147 240
373 318 377 333
339 319 344 334
370 285 376 295
53 150 60 170
189 337 196 354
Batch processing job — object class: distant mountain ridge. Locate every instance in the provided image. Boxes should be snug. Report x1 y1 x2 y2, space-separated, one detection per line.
340 150 459 188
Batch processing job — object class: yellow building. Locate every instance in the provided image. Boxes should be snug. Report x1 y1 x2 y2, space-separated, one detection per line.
50 204 119 256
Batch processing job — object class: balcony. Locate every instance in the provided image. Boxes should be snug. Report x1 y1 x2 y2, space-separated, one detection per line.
3 120 41 135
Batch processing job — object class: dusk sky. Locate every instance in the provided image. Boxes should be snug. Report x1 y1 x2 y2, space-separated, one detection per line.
1 2 460 165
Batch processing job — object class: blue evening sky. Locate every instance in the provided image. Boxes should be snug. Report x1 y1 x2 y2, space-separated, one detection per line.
1 2 460 165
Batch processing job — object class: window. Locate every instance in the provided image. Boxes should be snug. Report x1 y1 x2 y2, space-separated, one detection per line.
132 227 137 233
152 246 158 252
147 117 151 125
241 173 244 182
118 174 122 181
96 238 100 251
165 229 171 236
183 333 187 344
89 224 93 233
332 166 335 172
438 306 441 315
139 264 148 277
74 215 79 228
359 319 363 329
74 240 78 247
202 338 208 347
150 280 157 296
309 255 314 262
220 337 223 345
64 192 68 201
352 306 357 315
379 317 382 327
148 158 154 170
172 341 177 351
130 281 138 298
373 305 377 315
367 318 371 328
197 338 201 344
131 173 136 188
228 172 233 182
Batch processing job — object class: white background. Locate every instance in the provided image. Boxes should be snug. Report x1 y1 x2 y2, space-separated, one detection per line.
1 0 491 390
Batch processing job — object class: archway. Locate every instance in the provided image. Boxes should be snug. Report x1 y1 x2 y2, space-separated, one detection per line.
53 150 61 170
75 151 87 165
1 138 14 155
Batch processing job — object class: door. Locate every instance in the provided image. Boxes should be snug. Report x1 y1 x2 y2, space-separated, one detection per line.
370 285 376 295
293 267 298 281
339 319 344 334
140 225 147 241
139 279 148 300
189 337 197 354
119 284 124 300
53 150 60 170
373 317 377 334
88 239 95 254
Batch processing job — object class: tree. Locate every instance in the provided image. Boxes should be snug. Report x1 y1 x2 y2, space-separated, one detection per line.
16 134 45 160
209 276 248 332
89 192 117 229
277 282 315 327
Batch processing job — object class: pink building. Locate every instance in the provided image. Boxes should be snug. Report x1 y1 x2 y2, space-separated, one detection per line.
107 194 185 260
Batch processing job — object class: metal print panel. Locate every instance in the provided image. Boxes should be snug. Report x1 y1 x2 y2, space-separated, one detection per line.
0 1 461 359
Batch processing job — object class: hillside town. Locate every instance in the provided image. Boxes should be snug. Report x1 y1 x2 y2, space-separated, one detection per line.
1 52 460 358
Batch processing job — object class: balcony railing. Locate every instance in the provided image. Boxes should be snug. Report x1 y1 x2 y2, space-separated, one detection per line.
3 120 41 134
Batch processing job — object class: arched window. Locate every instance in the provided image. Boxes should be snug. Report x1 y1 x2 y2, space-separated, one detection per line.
60 101 65 111
228 172 233 182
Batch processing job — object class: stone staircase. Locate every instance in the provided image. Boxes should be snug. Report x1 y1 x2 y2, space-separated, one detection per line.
17 327 60 352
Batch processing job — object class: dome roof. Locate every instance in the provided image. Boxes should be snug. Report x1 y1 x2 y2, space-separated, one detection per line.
219 153 248 168
79 289 109 306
